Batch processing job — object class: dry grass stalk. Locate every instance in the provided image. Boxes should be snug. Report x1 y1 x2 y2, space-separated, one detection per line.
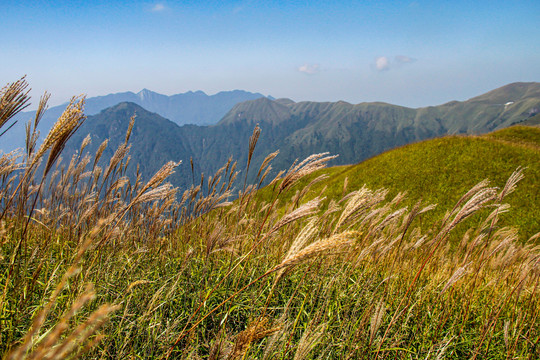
334 186 388 233
279 153 337 193
45 303 120 359
499 167 524 200
275 230 357 271
241 125 261 194
79 134 92 154
101 143 131 187
227 318 280 360
34 96 86 173
25 92 51 156
262 313 291 360
133 183 176 205
247 125 261 166
142 161 180 193
24 283 97 359
440 262 472 293
0 77 31 131
125 114 136 144
342 176 348 196
274 218 319 284
93 139 108 169
4 243 115 360
433 182 498 246
0 152 23 177
270 197 322 234
290 173 329 208
256 150 279 181
293 322 326 360
370 299 386 342
374 207 408 232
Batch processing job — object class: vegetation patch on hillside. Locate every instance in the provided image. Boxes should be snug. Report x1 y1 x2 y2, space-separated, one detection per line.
277 126 540 240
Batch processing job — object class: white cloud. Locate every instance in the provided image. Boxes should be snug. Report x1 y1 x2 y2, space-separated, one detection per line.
152 3 166 12
373 55 416 71
375 56 390 71
298 63 320 75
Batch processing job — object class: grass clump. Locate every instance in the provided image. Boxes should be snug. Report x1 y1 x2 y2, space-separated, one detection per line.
0 78 539 359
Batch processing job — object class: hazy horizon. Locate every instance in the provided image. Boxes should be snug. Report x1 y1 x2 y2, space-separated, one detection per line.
2 0 539 110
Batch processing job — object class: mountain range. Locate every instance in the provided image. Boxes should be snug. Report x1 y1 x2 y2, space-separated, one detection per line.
2 88 270 152
60 82 540 191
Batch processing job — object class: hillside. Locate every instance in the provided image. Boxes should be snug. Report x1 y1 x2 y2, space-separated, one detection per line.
62 83 540 193
273 125 540 239
65 102 279 190
66 102 190 187
3 88 268 152
2 80 539 358
220 82 540 169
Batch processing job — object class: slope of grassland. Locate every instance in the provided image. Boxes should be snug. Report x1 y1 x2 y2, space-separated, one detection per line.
276 125 540 240
2 79 539 359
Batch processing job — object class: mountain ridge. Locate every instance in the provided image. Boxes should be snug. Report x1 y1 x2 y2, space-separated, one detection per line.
61 82 540 192
3 88 271 152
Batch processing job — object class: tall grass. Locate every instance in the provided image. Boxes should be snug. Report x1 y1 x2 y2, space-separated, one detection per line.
0 78 538 359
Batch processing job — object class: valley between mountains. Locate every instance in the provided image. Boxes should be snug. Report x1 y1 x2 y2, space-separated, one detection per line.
63 82 540 190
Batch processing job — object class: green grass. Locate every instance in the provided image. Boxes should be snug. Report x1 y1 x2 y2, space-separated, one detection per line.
271 125 540 240
1 80 539 359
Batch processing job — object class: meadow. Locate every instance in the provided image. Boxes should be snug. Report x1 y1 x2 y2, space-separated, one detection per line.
1 78 539 359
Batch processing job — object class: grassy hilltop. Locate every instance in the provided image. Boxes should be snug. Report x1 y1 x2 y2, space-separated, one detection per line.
1 79 539 359
269 125 540 240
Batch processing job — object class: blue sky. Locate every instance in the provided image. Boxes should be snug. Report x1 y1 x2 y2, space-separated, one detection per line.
2 0 539 109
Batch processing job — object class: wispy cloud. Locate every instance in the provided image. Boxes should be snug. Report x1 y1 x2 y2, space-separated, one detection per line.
373 55 416 72
395 55 416 64
298 63 320 75
151 3 166 12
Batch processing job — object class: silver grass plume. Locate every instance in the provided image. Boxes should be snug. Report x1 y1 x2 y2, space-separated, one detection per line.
275 230 357 271
440 262 472 293
499 167 525 200
293 323 327 360
269 197 322 234
370 298 386 342
35 96 86 174
279 152 338 192
0 77 31 131
274 218 319 284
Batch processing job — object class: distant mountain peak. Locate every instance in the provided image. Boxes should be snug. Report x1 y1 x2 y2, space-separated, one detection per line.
468 82 540 104
274 98 296 106
98 101 156 116
219 97 292 125
137 88 161 100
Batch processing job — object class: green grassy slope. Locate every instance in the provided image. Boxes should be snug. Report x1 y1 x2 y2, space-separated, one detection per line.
280 125 540 239
519 113 540 127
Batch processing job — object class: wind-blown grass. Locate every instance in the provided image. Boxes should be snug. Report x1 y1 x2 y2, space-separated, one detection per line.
0 78 538 359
